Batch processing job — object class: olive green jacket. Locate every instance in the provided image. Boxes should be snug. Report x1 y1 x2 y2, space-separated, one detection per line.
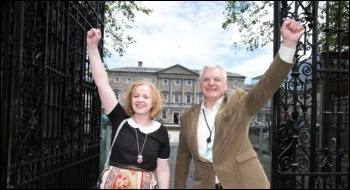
174 53 294 189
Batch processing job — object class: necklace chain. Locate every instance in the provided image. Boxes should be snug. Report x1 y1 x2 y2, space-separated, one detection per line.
135 128 148 163
202 109 215 145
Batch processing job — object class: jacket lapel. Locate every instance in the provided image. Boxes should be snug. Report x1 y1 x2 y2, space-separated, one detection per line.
213 95 229 160
188 105 209 161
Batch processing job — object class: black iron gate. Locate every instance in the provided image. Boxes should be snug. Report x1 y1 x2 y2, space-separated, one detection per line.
271 1 349 189
1 1 348 189
1 1 105 189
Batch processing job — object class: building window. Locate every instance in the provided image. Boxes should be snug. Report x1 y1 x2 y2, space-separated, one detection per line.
174 93 181 103
163 79 168 85
186 94 192 104
114 77 120 83
174 79 181 85
233 82 237 88
162 110 167 119
162 92 169 103
186 80 192 86
127 78 132 83
257 114 261 122
197 94 203 104
114 90 120 100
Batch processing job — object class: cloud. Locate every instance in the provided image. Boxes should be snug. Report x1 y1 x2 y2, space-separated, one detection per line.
104 1 273 84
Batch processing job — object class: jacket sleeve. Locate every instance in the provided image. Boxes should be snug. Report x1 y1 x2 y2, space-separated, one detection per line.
243 53 294 116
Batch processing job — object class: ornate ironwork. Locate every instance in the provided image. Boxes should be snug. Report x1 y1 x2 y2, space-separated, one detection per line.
272 1 349 189
1 1 105 189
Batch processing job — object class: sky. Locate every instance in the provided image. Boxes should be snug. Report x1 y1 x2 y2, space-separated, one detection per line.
104 1 274 84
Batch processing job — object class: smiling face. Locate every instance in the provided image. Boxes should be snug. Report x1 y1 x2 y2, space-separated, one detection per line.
132 84 153 116
199 67 228 103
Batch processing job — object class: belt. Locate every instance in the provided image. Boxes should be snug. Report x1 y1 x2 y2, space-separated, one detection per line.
215 183 223 189
108 161 150 172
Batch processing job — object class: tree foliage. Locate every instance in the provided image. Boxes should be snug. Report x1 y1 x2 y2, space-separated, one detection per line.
222 1 349 53
222 1 274 52
103 1 153 58
318 1 349 53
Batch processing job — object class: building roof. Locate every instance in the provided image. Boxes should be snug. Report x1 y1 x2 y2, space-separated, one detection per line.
109 64 246 78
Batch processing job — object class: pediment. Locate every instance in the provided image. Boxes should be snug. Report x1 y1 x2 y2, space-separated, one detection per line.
157 64 198 76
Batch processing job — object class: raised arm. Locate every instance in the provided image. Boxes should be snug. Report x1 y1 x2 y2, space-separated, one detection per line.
86 28 118 114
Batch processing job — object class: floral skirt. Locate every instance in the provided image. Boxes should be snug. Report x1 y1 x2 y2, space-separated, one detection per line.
96 165 157 189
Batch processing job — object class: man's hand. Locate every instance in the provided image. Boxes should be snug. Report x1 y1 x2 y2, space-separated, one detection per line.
280 18 304 48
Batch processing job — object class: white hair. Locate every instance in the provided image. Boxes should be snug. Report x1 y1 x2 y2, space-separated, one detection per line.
198 63 227 82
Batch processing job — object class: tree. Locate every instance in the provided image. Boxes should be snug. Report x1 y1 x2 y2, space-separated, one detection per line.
103 1 153 68
317 1 349 53
222 1 349 53
222 1 274 52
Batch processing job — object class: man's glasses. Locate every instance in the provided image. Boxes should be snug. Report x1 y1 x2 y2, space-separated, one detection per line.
201 77 225 83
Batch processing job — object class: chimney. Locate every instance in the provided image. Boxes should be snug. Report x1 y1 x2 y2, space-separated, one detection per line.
138 61 143 67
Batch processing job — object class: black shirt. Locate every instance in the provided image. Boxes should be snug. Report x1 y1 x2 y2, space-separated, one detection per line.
107 103 170 171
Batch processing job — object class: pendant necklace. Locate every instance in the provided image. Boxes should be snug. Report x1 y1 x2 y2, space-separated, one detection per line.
202 109 215 150
135 128 148 163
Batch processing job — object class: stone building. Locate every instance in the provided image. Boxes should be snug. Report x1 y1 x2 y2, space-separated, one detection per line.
107 61 255 124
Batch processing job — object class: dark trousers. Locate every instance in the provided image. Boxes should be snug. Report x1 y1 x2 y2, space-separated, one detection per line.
215 183 223 189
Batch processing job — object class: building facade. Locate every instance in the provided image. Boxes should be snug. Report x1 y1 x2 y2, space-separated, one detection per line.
107 61 270 124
